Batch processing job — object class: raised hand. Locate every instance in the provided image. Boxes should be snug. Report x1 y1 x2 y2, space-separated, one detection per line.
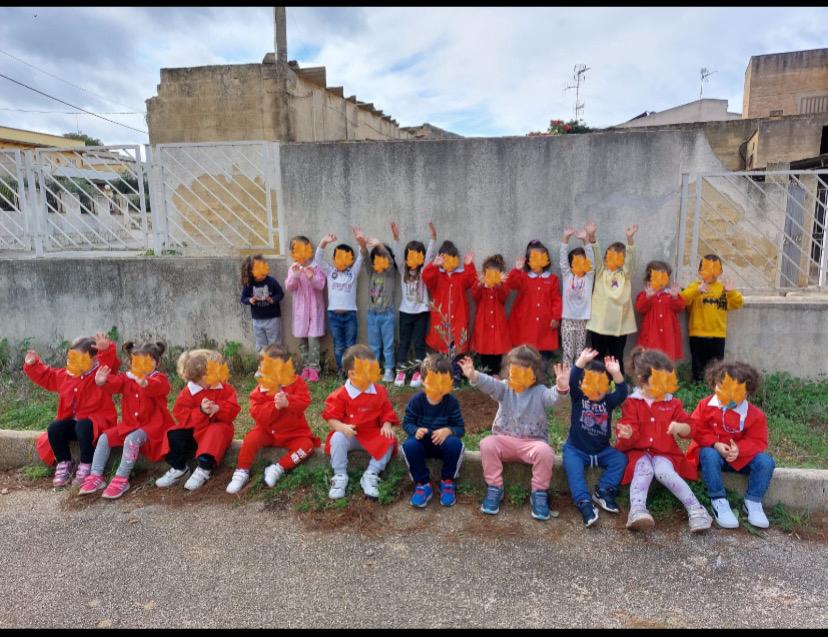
563 228 576 243
616 423 633 440
390 221 400 242
553 363 570 392
668 284 681 297
458 356 477 382
95 365 111 387
604 356 622 378
428 221 437 241
24 349 39 366
515 257 525 270
574 228 588 243
575 348 599 368
722 277 734 293
584 220 597 241
463 250 475 266
625 224 638 244
94 332 111 352
320 233 337 248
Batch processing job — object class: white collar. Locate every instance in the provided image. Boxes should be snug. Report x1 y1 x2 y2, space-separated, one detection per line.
127 370 157 382
630 388 673 405
187 381 221 395
439 264 464 274
708 395 749 431
527 270 552 279
345 379 377 399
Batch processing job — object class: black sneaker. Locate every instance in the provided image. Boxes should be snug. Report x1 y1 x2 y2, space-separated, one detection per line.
592 488 620 514
577 500 599 527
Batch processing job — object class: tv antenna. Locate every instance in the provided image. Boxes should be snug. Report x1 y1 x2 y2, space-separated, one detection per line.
564 64 590 122
699 67 716 100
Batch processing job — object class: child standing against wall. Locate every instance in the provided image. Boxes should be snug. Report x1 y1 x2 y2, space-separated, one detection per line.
585 221 638 375
634 261 686 361
559 228 595 368
471 254 512 376
390 220 438 388
285 235 326 382
241 255 285 352
680 254 744 381
365 236 398 383
315 228 367 376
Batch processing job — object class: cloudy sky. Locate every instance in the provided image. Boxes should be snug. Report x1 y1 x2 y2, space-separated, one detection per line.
0 6 826 145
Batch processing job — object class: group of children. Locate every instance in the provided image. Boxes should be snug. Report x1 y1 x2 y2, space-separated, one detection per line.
24 220 773 533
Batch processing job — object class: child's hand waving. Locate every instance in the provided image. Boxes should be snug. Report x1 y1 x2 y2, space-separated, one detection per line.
458 356 477 382
604 356 621 377
575 348 598 369
463 250 475 266
390 221 400 242
320 233 336 248
428 221 437 241
514 256 525 270
95 365 111 387
625 224 638 243
553 363 570 393
24 349 39 366
584 220 597 242
94 332 111 352
562 228 576 243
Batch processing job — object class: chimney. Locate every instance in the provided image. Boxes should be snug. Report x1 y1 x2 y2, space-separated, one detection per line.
274 7 288 63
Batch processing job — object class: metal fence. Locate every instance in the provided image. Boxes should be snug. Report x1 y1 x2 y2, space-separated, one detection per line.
0 141 285 257
677 169 828 292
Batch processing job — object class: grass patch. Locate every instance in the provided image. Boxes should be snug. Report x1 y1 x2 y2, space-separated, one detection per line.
20 464 51 481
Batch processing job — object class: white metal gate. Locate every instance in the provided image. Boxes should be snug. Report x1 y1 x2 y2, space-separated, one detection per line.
677 169 828 292
150 141 284 255
0 149 30 251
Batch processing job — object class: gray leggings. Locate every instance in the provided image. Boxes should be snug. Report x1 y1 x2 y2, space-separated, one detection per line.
329 431 393 476
91 429 148 478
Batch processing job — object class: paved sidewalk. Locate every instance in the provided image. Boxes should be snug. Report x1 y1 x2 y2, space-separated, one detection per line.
0 484 826 628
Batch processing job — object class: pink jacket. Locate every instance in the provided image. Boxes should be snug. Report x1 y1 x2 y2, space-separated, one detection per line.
285 263 326 338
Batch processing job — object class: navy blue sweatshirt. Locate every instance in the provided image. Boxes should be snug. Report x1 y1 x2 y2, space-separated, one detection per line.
566 365 628 454
240 275 284 319
402 392 465 439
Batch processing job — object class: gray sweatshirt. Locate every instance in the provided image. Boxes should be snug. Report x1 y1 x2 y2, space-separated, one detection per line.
470 372 563 442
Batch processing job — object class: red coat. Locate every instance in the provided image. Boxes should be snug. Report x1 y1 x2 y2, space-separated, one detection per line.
614 393 697 484
471 279 512 355
25 343 121 465
507 269 563 352
422 262 477 353
248 376 321 446
685 396 769 478
99 371 175 462
163 382 241 464
634 290 686 360
321 384 400 460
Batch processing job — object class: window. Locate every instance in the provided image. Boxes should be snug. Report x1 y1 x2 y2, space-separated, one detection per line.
801 95 828 115
769 109 783 117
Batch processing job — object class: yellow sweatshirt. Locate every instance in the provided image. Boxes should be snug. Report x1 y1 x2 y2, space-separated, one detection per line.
680 280 744 338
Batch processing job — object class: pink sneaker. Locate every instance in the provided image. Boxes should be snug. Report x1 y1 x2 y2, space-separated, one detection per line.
101 475 130 500
307 368 320 383
300 367 311 381
72 462 92 486
78 473 106 495
53 461 76 488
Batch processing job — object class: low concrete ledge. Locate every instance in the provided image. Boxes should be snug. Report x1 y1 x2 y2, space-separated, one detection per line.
2 430 826 511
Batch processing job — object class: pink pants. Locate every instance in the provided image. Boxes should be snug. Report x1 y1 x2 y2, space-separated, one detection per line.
479 434 555 492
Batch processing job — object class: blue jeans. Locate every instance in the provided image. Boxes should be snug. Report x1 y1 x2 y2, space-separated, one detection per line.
562 442 628 505
327 310 358 371
401 435 464 485
698 447 776 503
367 309 396 372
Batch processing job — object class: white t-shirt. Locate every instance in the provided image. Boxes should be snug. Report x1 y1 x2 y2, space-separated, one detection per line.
393 239 437 315
315 245 364 312
559 242 594 320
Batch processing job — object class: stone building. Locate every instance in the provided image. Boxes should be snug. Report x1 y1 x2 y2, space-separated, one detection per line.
742 48 828 119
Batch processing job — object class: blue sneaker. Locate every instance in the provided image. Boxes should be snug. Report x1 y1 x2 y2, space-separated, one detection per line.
577 500 599 527
530 490 551 521
480 485 504 515
439 479 456 507
410 483 433 508
592 487 620 514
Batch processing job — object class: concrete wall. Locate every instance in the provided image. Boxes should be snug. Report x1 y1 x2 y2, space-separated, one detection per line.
743 48 828 118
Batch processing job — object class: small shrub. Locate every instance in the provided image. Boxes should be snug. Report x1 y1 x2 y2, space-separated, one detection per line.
20 464 51 481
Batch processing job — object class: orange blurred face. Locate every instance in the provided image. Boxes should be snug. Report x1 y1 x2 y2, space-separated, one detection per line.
66 350 93 377
373 254 391 273
441 254 459 272
605 249 625 271
406 249 425 270
580 369 610 402
699 258 722 283
130 354 156 380
715 372 747 407
423 370 453 403
291 241 313 264
483 268 502 288
334 249 354 271
529 250 550 273
649 270 670 291
570 255 592 277
508 364 536 393
252 260 269 280
349 358 381 391
645 368 678 401
258 355 296 395
203 360 229 388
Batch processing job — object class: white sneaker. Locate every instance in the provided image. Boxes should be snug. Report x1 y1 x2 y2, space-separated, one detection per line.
360 470 381 499
687 504 713 533
710 498 739 529
225 468 250 494
155 467 190 488
263 463 285 488
329 473 348 500
382 369 395 383
410 372 422 388
184 467 212 491
743 500 770 528
394 371 406 387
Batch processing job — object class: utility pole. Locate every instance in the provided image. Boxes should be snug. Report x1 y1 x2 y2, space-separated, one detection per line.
274 6 287 62
699 67 716 100
564 64 590 123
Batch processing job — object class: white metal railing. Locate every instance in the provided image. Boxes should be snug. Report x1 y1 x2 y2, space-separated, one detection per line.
677 170 828 292
0 149 30 251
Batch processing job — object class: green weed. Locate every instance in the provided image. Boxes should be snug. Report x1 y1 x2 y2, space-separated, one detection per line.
20 464 51 481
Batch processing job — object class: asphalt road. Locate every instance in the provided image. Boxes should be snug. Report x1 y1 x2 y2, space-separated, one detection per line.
1 481 826 628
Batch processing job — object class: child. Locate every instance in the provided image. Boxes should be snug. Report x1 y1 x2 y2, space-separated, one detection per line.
559 228 595 368
284 235 326 382
156 349 241 491
226 345 320 494
634 261 686 361
459 345 570 521
422 241 477 360
240 255 285 351
23 332 120 487
584 221 638 375
507 240 562 370
614 347 712 532
686 360 775 529
471 254 512 376
401 354 466 508
680 254 744 381
315 228 367 374
563 348 628 526
390 220 438 388
322 344 400 499
365 237 398 383
79 341 175 499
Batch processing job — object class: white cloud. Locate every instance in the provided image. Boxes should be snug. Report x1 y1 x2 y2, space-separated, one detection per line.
0 6 825 144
